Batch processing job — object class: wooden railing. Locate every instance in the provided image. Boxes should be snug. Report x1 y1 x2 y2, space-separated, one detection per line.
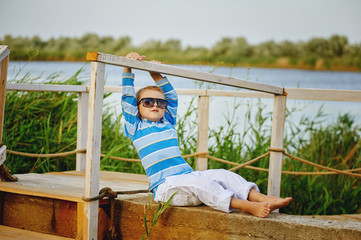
3 49 361 240
0 46 10 166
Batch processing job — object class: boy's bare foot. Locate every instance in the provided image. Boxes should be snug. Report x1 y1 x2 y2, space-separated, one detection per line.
230 198 271 218
266 197 292 211
245 202 271 218
247 189 292 211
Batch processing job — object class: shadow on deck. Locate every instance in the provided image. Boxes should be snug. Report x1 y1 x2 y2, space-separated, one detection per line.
0 171 360 240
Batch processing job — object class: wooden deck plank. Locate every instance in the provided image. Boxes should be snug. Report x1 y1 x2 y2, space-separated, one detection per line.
0 225 73 240
0 171 149 202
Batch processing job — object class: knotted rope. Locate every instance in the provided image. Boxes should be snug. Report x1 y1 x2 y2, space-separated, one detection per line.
0 143 18 182
82 187 149 240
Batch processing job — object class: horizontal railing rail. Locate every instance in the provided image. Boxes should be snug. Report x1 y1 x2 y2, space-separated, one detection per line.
6 83 87 93
86 52 284 95
6 83 361 102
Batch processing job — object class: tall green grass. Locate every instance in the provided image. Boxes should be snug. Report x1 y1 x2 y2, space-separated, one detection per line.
3 70 360 215
4 69 141 174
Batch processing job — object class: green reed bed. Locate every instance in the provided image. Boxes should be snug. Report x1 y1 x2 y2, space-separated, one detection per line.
3 71 360 215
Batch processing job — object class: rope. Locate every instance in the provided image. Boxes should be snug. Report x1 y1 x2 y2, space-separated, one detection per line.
229 152 271 172
6 148 208 161
283 152 361 178
0 164 18 182
206 148 361 178
6 148 86 157
239 165 361 175
205 155 240 166
82 187 149 240
107 196 118 240
82 188 149 202
5 146 361 178
183 151 209 159
268 147 286 153
81 187 148 240
100 154 141 162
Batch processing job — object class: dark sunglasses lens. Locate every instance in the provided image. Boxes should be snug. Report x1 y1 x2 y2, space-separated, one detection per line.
156 99 168 109
142 98 155 107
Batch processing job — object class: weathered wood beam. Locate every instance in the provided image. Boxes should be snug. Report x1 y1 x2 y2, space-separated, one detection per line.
76 92 89 171
267 95 287 205
196 96 210 171
86 52 284 95
83 62 105 240
0 54 9 143
6 83 87 93
6 84 361 102
0 46 10 63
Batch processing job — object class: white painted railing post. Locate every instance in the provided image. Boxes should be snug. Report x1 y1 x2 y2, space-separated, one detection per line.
0 48 9 144
196 95 210 171
83 62 105 240
76 92 89 171
0 47 10 167
267 94 287 208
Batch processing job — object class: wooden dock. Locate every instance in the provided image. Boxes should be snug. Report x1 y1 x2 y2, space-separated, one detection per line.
0 171 360 239
0 171 148 202
0 171 149 239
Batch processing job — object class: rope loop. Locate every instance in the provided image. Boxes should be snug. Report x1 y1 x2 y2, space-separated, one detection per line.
268 147 286 153
99 187 118 199
82 187 117 202
82 187 149 202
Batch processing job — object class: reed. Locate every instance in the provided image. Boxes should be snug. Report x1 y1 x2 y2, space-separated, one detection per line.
3 69 360 215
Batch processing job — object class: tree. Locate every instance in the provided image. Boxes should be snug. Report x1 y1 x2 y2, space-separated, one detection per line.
279 40 301 57
233 37 254 57
329 35 348 57
254 40 280 57
163 39 182 52
305 37 333 58
211 37 234 56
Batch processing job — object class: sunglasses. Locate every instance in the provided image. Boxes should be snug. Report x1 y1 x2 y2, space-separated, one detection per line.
138 98 168 109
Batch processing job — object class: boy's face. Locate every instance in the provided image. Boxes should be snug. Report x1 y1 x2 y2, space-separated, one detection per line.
138 89 166 122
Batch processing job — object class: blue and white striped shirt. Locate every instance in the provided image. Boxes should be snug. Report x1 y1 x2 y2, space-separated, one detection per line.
121 72 194 191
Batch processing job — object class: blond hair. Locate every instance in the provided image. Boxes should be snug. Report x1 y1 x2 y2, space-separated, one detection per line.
136 86 165 102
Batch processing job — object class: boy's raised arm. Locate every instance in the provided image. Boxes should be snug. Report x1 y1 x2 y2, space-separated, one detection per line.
149 60 164 82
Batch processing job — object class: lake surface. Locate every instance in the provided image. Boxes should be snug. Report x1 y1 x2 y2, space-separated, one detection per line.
7 61 361 134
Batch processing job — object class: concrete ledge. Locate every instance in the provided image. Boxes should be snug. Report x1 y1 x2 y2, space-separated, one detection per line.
115 195 361 240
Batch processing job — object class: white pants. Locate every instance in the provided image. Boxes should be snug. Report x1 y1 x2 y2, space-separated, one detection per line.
154 169 259 213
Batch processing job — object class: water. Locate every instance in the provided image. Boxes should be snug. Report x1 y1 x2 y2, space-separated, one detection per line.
7 61 361 134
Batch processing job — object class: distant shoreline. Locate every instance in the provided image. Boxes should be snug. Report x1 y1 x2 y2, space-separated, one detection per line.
10 57 361 73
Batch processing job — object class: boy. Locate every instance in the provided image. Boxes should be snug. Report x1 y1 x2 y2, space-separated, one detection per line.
121 52 292 217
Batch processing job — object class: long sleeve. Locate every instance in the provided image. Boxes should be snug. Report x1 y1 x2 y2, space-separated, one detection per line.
155 77 178 126
121 72 138 137
121 73 193 191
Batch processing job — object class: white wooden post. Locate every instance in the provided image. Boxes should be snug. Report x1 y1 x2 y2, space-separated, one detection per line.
0 54 9 144
83 62 105 240
0 53 9 167
267 94 287 204
196 95 210 171
77 92 89 171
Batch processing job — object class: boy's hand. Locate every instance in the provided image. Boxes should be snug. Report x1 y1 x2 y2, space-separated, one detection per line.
123 52 146 73
126 52 146 61
149 60 164 82
150 60 162 64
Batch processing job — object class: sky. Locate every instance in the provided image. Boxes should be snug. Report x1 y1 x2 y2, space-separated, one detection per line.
1 0 361 48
